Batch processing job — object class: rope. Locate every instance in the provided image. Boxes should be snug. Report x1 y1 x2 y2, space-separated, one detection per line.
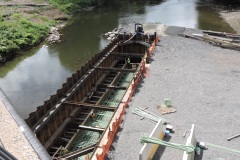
140 134 200 154
132 107 169 124
206 143 240 155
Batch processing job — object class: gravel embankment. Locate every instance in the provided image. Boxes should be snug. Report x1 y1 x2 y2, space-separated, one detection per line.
0 100 39 160
221 11 240 34
108 28 240 160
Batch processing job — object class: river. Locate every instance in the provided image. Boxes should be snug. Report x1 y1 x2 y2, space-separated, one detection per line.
0 0 235 118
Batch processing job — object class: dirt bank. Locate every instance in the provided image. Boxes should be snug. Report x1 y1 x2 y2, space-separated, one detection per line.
221 11 240 34
0 0 69 62
0 0 68 20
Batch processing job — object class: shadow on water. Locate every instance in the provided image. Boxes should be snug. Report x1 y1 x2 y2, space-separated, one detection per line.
0 45 43 78
48 0 154 72
210 0 240 10
197 1 236 33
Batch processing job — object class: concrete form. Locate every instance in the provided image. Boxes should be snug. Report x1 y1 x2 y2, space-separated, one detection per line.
139 120 166 160
182 124 197 160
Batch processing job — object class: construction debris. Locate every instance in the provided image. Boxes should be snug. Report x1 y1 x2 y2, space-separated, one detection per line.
166 124 173 133
180 30 240 51
132 107 169 124
157 98 176 115
183 131 187 138
227 133 240 141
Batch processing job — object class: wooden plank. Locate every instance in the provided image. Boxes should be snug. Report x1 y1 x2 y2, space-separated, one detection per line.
111 52 144 57
59 144 96 159
63 101 116 111
182 124 197 160
203 30 240 39
74 125 105 133
96 67 135 72
44 115 72 149
118 40 151 47
106 85 127 90
51 145 62 159
139 120 165 160
204 34 240 43
97 84 127 90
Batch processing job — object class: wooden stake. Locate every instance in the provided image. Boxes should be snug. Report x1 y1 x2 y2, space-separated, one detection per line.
227 134 240 141
183 131 187 138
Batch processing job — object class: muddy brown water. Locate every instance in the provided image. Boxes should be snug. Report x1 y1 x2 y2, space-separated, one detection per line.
0 0 236 118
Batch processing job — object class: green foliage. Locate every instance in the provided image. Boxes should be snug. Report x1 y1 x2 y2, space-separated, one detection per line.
49 0 103 13
0 13 53 59
60 147 69 155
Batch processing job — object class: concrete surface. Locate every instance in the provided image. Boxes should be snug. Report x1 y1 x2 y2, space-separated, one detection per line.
108 27 240 160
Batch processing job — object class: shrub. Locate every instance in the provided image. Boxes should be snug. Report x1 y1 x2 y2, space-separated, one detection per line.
49 0 104 13
0 13 53 60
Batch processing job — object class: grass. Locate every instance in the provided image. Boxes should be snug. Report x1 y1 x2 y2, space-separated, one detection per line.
48 0 103 14
0 0 103 62
0 13 55 62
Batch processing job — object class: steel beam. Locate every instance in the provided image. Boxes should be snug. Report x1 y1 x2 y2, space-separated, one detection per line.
106 85 127 90
118 41 150 47
97 84 127 90
96 67 135 73
58 144 96 159
111 52 144 57
73 125 104 133
63 101 116 111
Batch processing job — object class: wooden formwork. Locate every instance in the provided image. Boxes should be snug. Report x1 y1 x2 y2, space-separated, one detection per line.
24 33 158 158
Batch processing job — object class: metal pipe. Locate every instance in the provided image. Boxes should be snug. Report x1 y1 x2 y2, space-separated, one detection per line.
0 146 17 160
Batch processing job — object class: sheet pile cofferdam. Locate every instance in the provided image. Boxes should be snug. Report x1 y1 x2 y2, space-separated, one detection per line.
25 33 159 159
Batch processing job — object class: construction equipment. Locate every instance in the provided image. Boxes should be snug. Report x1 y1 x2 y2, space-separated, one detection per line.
135 23 144 35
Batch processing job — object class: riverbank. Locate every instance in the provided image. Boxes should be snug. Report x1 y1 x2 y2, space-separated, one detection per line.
0 0 69 62
221 11 240 34
1 0 240 63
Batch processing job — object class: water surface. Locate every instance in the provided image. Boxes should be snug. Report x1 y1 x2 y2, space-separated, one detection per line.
0 0 235 118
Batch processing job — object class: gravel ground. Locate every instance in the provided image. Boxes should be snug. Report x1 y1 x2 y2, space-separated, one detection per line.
0 100 39 160
108 28 240 160
221 11 240 34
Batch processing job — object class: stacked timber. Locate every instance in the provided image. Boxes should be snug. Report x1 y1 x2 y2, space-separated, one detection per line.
180 30 240 51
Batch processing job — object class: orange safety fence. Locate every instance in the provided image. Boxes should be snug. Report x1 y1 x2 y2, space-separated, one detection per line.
149 33 159 57
94 34 159 160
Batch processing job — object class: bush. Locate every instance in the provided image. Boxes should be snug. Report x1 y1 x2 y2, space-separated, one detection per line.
0 13 53 60
49 0 104 13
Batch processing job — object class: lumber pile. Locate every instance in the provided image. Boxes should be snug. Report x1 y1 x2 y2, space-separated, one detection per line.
180 30 240 51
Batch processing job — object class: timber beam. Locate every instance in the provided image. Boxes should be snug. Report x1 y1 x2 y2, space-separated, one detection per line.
96 67 135 73
106 85 127 90
111 52 144 58
118 41 151 47
63 101 116 111
58 143 96 159
72 125 104 133
97 84 127 90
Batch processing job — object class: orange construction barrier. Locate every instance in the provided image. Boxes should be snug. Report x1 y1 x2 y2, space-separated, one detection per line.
92 33 159 160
